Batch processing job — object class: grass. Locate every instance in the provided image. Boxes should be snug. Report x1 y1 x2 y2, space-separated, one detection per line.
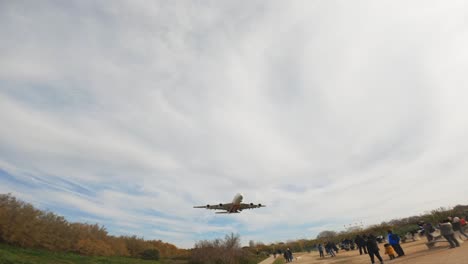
272 258 285 264
251 255 269 264
0 243 161 264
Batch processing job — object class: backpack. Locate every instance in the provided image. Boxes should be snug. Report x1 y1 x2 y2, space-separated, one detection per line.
461 218 467 226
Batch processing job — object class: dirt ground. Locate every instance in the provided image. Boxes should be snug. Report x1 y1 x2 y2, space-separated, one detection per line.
260 239 468 264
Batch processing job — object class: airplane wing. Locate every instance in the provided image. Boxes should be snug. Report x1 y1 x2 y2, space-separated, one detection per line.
193 203 233 211
239 203 266 210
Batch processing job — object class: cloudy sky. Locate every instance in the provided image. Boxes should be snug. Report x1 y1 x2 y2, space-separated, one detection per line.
1 0 468 248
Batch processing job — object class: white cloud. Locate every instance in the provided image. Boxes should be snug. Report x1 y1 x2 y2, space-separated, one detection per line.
1 0 468 248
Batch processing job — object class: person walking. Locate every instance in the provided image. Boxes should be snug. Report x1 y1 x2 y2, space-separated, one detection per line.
366 234 384 264
440 219 460 248
383 244 396 260
283 250 289 262
355 235 367 255
387 230 405 257
452 217 468 240
332 241 339 254
318 243 324 258
286 248 293 262
422 222 435 241
325 241 336 257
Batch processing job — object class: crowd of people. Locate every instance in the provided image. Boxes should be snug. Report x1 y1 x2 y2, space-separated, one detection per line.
419 215 468 248
270 215 467 264
355 231 405 264
314 215 467 264
273 248 293 262
313 232 403 264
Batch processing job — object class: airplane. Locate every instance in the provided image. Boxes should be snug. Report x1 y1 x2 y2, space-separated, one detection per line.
193 193 266 214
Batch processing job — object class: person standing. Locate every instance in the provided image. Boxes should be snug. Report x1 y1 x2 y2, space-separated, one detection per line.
283 250 290 262
355 235 367 255
318 243 324 258
366 234 384 264
440 219 460 248
286 248 293 262
387 230 405 257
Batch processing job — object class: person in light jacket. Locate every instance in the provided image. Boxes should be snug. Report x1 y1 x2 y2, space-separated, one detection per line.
452 216 468 240
439 219 460 248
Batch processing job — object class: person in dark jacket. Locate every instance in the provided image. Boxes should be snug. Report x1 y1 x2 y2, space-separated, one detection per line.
286 248 293 262
387 230 404 257
422 222 435 241
440 219 460 248
355 235 367 255
325 241 336 257
283 250 289 262
332 241 339 253
318 243 324 258
366 234 384 264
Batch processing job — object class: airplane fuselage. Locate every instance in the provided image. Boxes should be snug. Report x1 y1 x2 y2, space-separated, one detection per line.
228 193 243 213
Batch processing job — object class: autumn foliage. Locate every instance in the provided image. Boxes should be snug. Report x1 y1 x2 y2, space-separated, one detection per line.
0 193 186 259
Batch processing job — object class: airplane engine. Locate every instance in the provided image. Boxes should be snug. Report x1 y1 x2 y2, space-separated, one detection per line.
206 205 210 208
258 203 262 207
250 203 254 206
219 203 223 206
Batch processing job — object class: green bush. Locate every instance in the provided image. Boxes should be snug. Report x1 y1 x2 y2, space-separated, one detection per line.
140 249 160 260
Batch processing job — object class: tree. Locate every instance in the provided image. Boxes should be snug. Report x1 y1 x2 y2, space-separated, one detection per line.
0 193 186 258
75 238 113 256
190 233 245 264
316 230 337 240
